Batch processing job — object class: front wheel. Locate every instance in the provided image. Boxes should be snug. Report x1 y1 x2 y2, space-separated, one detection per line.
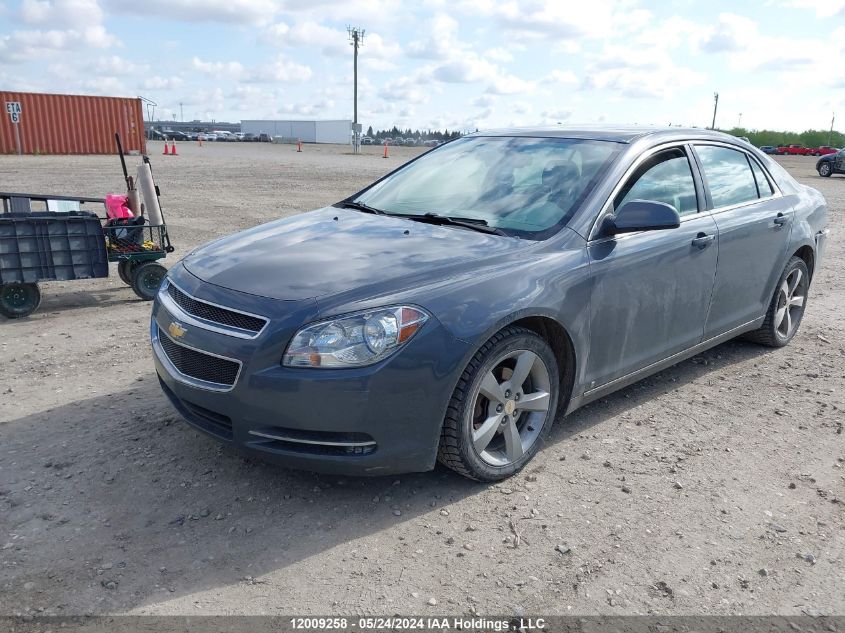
818 162 832 177
745 256 809 348
0 283 42 318
130 262 167 301
437 326 560 481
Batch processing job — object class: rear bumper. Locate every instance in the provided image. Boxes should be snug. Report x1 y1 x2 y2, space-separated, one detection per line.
151 269 470 476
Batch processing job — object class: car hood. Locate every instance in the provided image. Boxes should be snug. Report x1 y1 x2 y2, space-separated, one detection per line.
182 207 530 301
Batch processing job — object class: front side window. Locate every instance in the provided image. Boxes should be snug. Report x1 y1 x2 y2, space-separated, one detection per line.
353 136 621 239
695 145 759 208
614 148 698 216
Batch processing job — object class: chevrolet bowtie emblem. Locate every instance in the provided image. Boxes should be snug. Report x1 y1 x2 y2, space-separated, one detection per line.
168 321 187 339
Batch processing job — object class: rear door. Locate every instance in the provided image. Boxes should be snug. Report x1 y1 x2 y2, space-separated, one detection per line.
692 143 793 338
835 151 845 173
584 145 719 390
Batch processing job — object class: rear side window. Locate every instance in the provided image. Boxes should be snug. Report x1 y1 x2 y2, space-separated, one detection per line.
695 145 759 208
614 148 698 216
749 158 774 197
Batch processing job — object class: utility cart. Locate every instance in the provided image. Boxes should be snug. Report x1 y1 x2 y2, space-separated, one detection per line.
0 165 174 318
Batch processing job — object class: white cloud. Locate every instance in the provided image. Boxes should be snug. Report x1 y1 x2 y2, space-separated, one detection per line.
141 76 184 91
0 25 117 63
245 56 313 83
485 47 513 63
104 0 278 24
20 0 104 29
191 57 245 78
407 13 462 59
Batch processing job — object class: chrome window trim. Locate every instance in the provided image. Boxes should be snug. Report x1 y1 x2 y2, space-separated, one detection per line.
587 142 700 242
151 321 243 393
691 141 784 214
587 139 785 242
159 278 269 340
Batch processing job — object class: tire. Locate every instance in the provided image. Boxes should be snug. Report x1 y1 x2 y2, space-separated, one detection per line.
818 162 832 177
130 262 167 301
0 283 42 318
744 256 809 348
117 260 136 285
437 326 560 482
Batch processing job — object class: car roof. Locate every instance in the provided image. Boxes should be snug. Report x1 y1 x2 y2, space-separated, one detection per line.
465 125 739 144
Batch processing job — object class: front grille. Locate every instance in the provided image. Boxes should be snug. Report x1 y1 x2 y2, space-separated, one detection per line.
167 282 267 333
159 333 240 386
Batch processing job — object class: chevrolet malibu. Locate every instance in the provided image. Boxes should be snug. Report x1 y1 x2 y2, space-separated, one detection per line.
151 127 829 481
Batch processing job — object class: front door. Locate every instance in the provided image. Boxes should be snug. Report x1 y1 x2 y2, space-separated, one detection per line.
693 144 793 338
835 151 845 173
585 146 719 390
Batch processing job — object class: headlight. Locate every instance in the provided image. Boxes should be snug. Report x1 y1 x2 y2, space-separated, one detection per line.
282 306 429 368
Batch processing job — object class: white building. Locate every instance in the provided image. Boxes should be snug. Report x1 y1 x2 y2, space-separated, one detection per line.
240 120 352 144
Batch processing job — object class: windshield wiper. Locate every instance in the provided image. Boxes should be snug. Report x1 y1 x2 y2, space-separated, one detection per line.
337 200 385 215
402 212 508 236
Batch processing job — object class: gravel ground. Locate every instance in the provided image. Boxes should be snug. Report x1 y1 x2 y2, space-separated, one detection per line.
0 144 842 617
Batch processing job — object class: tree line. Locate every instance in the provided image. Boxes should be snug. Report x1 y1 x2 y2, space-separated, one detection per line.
720 127 844 148
365 126 462 141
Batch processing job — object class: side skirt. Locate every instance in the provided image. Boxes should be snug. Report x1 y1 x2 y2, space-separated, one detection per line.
565 316 765 415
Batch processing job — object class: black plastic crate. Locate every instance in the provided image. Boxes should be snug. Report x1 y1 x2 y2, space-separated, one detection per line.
0 212 109 284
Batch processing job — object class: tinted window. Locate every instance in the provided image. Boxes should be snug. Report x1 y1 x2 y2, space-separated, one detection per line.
749 158 774 197
614 148 698 216
354 136 620 239
696 145 758 208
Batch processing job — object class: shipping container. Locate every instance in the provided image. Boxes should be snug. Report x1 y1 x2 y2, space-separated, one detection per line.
0 91 146 155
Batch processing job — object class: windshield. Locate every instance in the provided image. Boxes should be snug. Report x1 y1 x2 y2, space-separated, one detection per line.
352 136 621 239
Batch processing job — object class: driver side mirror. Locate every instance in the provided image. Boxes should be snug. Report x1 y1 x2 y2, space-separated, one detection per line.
602 200 681 235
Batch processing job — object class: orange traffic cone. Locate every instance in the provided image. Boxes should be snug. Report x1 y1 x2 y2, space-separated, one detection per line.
163 141 169 155
383 142 389 159
297 139 302 152
170 142 178 156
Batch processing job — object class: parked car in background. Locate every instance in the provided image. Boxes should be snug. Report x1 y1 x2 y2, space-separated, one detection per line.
258 133 271 142
201 133 218 142
151 126 828 481
779 144 813 156
361 137 373 145
816 149 845 177
234 133 246 141
760 146 777 154
815 146 839 156
242 133 257 142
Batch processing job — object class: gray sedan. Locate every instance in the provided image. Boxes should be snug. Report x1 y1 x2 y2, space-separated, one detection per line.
151 127 829 481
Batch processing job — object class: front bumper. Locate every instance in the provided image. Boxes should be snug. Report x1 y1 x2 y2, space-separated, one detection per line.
151 265 469 476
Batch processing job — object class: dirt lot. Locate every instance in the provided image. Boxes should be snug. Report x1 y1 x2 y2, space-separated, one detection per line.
0 143 842 617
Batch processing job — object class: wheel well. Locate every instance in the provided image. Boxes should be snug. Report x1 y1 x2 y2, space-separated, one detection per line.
793 245 815 281
511 315 576 415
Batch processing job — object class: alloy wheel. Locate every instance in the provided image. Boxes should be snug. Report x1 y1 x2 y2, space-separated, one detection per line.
468 349 552 466
775 268 806 339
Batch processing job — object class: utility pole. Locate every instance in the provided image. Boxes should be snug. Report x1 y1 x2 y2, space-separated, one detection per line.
711 92 719 130
829 112 835 146
348 26 365 155
738 112 742 128
179 102 184 122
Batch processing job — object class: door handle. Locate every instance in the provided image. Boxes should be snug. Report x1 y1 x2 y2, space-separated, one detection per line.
773 213 788 228
691 233 715 249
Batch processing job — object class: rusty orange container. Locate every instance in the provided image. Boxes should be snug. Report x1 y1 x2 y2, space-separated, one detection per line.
0 91 146 155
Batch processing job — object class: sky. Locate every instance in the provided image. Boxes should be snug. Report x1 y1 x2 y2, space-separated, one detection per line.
0 0 844 133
